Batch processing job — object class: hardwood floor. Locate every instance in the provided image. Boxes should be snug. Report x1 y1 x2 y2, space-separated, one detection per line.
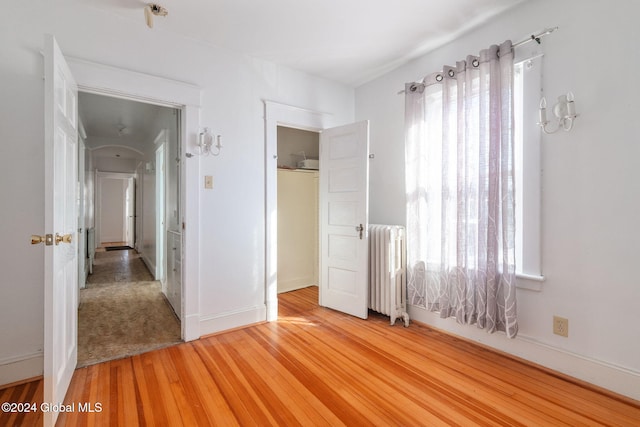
2 286 639 426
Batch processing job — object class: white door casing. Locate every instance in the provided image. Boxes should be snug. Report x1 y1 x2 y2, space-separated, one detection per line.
77 137 86 289
156 143 166 284
135 162 144 252
125 176 135 248
66 57 201 341
264 101 329 321
319 121 370 319
44 34 79 426
166 230 183 319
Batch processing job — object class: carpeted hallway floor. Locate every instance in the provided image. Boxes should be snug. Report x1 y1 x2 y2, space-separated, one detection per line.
78 249 181 367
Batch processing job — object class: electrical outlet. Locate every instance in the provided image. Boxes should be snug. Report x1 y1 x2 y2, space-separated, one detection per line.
204 175 213 189
553 316 569 337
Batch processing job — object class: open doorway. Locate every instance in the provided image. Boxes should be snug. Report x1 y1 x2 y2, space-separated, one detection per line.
265 101 371 322
77 92 183 366
95 172 135 251
276 126 320 301
264 101 329 321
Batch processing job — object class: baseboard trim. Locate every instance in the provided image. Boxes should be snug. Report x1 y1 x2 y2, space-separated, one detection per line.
141 254 156 278
182 313 200 342
277 283 318 294
0 375 43 391
0 351 43 388
408 305 640 401
199 305 266 336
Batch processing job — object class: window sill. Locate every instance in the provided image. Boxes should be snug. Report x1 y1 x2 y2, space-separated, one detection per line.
515 273 545 292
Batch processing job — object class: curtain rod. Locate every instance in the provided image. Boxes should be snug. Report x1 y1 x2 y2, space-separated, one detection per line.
397 27 558 94
513 26 558 48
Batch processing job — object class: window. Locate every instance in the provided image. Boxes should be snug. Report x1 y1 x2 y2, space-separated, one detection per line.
404 42 520 336
514 55 544 285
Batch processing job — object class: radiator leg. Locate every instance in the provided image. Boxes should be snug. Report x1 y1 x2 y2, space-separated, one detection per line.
402 312 410 328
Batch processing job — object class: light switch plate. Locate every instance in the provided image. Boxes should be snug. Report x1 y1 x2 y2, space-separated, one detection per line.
204 175 213 189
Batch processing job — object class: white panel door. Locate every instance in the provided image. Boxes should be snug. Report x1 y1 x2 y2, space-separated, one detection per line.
319 121 369 319
44 34 78 426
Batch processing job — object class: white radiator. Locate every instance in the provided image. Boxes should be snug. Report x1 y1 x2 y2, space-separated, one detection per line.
368 224 409 327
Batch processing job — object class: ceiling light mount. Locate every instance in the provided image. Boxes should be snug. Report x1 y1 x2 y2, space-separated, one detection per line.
144 3 168 29
116 124 130 137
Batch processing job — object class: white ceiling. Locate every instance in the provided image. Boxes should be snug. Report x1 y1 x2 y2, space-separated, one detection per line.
79 0 525 156
78 92 173 155
84 0 525 87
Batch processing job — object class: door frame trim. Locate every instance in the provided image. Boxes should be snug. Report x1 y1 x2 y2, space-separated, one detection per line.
155 142 165 285
68 57 202 341
263 101 333 321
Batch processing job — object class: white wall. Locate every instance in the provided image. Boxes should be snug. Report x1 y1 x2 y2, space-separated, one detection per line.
84 149 94 231
277 126 320 168
134 162 144 253
135 109 180 280
277 169 319 292
142 156 157 274
0 0 353 385
356 0 640 399
94 156 138 174
0 15 45 382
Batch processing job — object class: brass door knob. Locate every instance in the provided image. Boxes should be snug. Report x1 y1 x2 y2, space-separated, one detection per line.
55 233 73 245
31 234 53 245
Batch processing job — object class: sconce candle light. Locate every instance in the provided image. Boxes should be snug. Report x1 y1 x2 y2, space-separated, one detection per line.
197 127 223 156
538 92 578 134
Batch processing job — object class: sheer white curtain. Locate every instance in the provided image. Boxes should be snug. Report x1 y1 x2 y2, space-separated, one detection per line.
405 41 518 338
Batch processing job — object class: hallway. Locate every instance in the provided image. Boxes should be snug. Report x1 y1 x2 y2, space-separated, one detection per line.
78 249 181 367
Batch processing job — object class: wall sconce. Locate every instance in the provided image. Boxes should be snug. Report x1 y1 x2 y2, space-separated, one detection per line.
538 92 578 134
197 127 222 156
